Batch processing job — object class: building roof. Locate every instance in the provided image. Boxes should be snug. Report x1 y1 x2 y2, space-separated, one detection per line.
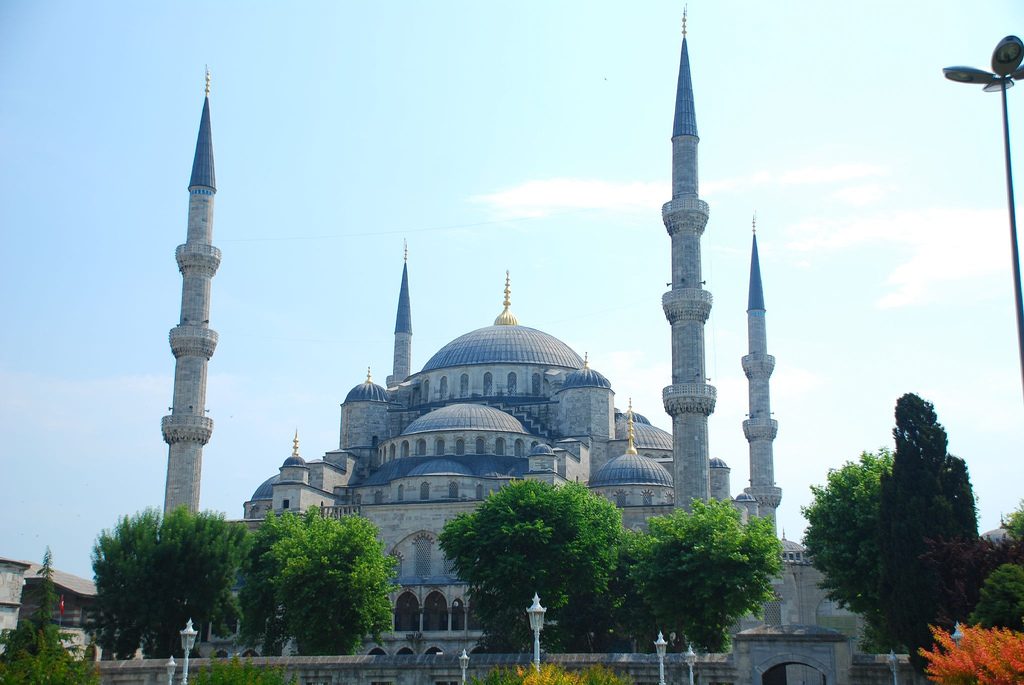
421 325 583 372
408 459 474 477
401 404 528 435
632 423 673 451
672 37 698 138
250 474 279 501
590 453 673 488
189 96 216 190
23 562 96 597
361 454 528 486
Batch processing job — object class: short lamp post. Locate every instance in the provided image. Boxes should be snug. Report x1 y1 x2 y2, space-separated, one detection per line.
952 621 964 647
654 632 667 685
459 648 470 685
526 593 546 673
180 618 198 685
165 655 176 685
887 650 899 685
944 35 1024 401
684 643 696 685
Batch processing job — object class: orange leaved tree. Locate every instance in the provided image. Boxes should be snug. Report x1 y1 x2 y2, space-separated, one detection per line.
920 624 1024 684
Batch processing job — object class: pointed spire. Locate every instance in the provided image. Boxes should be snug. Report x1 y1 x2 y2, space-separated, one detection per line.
189 70 216 191
626 399 638 455
583 352 590 369
366 366 373 384
292 429 300 458
748 230 766 311
494 270 519 326
672 11 698 138
395 251 412 334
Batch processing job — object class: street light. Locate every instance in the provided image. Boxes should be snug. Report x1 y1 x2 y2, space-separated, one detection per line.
684 642 696 685
180 618 198 685
459 648 470 685
165 655 176 685
945 35 1024 401
887 650 899 685
526 593 546 673
952 621 964 647
654 632 667 685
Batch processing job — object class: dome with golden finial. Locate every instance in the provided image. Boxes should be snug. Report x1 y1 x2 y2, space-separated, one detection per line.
344 367 391 403
493 271 519 326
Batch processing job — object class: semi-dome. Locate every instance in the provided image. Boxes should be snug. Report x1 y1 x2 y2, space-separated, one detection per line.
408 459 474 477
590 453 673 488
250 474 279 501
421 325 583 372
401 403 528 435
345 368 390 403
561 364 612 390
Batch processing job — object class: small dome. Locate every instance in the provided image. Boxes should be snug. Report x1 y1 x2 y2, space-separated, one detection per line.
345 378 390 403
590 453 673 488
408 459 474 477
250 474 279 501
710 457 729 469
402 404 528 435
529 444 554 456
633 423 672 451
616 409 652 425
562 365 612 390
781 538 806 553
735 492 756 502
982 527 1010 542
282 454 306 467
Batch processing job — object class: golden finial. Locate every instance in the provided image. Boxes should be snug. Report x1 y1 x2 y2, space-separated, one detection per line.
626 398 638 455
366 366 373 383
292 429 300 457
682 5 688 37
494 270 519 326
205 65 211 97
583 352 590 369
403 239 408 263
752 211 757 234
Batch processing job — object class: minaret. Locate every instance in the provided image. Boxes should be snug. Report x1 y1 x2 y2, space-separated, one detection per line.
387 243 412 387
661 13 716 509
742 220 781 529
162 70 220 514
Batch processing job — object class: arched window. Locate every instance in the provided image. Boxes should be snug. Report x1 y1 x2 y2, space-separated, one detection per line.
414 534 432 576
389 444 396 460
495 438 505 456
514 439 524 456
423 591 448 631
451 598 466 631
475 437 485 454
642 490 653 506
614 490 626 507
483 372 493 395
439 376 448 399
507 372 517 395
395 592 420 632
397 484 404 501
475 483 483 499
455 439 465 455
397 647 414 655
374 490 383 504
420 482 430 500
422 379 430 402
401 441 410 458
368 647 387 656
448 481 458 499
416 439 426 456
532 373 541 396
460 374 469 397
435 438 445 455
425 646 444 654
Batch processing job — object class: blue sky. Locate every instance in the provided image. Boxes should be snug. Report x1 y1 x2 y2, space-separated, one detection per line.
1 1 1022 578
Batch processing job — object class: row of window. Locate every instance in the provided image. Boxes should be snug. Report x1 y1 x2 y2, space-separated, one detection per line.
415 372 544 404
393 591 479 632
382 437 540 461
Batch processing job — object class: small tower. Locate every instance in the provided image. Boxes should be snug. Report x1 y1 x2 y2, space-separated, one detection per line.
742 223 781 530
162 72 220 514
661 14 716 509
387 244 413 387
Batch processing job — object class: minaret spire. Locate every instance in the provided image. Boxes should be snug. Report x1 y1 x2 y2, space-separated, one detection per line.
494 271 519 326
662 12 715 510
387 245 413 387
742 228 781 531
163 77 222 513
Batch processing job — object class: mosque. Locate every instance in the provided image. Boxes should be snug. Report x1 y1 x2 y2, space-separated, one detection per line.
160 21 857 657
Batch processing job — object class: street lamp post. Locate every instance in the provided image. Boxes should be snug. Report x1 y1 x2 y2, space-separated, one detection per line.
459 648 470 685
684 643 696 685
165 655 176 685
945 35 1024 401
887 650 899 685
654 632 667 685
526 593 546 673
180 618 198 685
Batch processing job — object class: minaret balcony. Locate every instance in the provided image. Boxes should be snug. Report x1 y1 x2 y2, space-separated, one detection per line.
169 325 219 359
662 198 709 236
663 288 713 323
742 418 778 442
747 484 782 510
175 242 222 278
741 353 775 379
161 414 214 445
662 383 717 416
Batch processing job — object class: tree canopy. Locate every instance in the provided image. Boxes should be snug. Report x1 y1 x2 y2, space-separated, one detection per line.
1006 500 1024 540
238 508 395 656
439 480 624 653
971 563 1024 631
920 623 1024 684
91 507 247 659
631 498 781 652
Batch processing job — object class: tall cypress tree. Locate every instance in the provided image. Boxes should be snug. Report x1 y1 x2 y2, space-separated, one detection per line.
879 393 977 670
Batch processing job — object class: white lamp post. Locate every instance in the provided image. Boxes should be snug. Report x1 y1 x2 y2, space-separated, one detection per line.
684 642 696 685
459 648 470 685
887 650 899 685
952 621 964 647
526 593 546 672
180 618 198 685
654 632 667 685
165 655 176 685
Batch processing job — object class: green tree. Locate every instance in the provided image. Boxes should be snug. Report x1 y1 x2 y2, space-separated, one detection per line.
192 656 296 685
0 549 99 685
1006 500 1024 540
879 393 977 671
802 449 895 649
439 480 623 652
238 508 395 655
970 563 1024 630
632 499 781 652
91 507 247 659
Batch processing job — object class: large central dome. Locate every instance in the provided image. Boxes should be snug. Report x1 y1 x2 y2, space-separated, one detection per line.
422 325 583 372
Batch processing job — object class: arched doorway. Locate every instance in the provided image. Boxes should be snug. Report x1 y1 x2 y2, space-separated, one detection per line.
422 591 449 631
394 591 420 632
762 662 827 685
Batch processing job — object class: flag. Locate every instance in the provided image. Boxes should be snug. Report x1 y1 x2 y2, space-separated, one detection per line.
59 595 65 616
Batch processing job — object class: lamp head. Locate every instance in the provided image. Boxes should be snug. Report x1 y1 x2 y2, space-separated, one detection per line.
166 655 176 676
526 593 546 631
943 66 996 85
180 618 198 652
459 649 470 669
654 631 667 657
992 35 1024 76
684 643 696 664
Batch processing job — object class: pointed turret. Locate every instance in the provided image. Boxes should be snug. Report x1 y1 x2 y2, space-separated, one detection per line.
672 33 698 138
387 245 413 387
395 261 412 335
748 230 766 311
189 71 216 191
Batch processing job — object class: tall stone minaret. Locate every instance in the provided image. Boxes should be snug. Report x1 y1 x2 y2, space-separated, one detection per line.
162 72 220 514
662 16 716 510
742 224 781 530
387 244 412 387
